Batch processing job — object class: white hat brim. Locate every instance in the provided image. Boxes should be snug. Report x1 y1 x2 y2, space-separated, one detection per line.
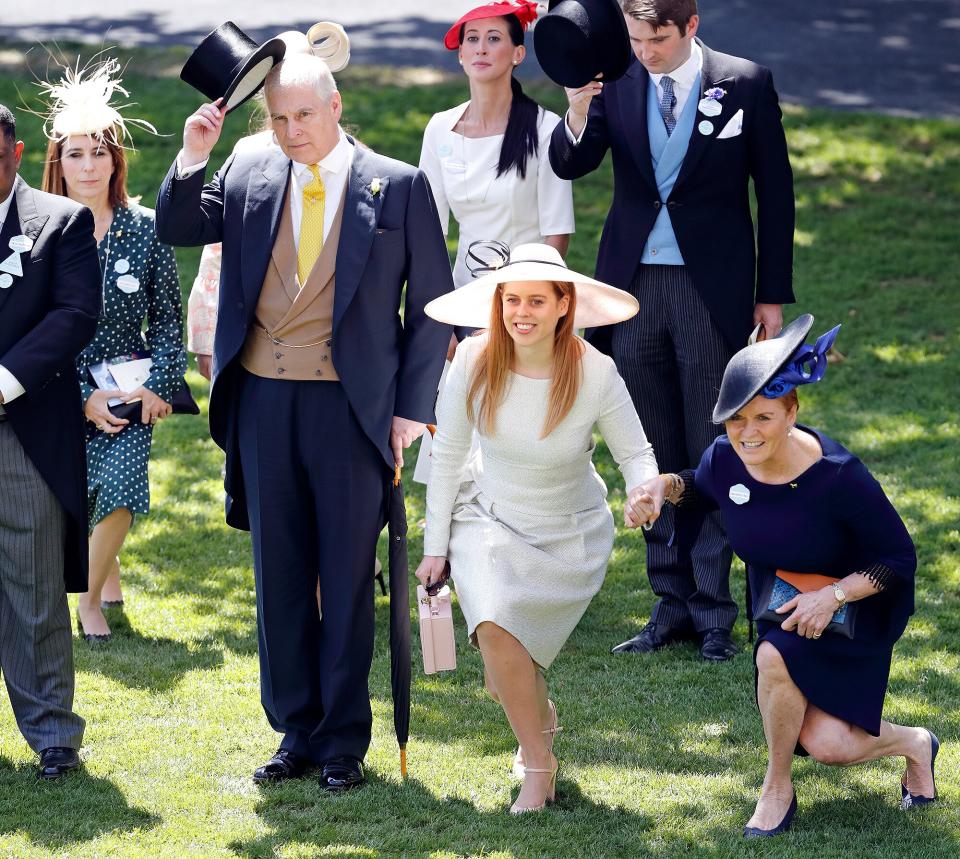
425 262 639 329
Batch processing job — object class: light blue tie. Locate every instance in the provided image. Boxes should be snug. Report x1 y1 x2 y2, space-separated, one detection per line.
659 76 677 136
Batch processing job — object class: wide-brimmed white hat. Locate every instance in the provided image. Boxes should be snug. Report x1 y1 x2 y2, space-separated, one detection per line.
425 242 639 328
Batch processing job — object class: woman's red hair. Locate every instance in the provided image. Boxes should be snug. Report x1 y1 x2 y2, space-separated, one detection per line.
468 281 584 438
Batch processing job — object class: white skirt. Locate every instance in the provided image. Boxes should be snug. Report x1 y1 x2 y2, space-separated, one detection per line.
447 481 614 668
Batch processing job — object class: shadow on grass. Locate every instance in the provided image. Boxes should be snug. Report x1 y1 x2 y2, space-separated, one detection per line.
230 772 654 858
74 608 224 691
0 755 159 848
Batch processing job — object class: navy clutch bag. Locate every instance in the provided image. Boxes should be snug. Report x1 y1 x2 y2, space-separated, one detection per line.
755 570 856 639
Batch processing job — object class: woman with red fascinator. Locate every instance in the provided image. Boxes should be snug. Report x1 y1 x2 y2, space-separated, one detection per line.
414 2 575 483
420 2 574 307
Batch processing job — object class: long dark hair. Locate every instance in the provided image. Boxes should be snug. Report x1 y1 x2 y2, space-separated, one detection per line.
460 14 540 179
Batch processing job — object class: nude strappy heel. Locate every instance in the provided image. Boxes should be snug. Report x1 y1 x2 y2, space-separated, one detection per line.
512 699 562 779
510 757 558 814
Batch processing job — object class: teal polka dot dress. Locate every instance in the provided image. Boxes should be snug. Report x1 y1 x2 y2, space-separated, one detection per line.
76 203 186 530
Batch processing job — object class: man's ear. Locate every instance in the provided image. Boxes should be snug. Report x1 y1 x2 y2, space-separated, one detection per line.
14 140 24 167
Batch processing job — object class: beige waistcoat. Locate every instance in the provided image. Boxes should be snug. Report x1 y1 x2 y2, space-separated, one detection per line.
240 188 346 381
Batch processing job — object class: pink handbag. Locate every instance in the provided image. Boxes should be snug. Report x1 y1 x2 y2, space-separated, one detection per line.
418 584 457 674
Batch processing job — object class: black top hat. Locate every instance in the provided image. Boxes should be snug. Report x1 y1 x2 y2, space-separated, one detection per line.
181 22 286 111
534 0 632 88
712 315 816 423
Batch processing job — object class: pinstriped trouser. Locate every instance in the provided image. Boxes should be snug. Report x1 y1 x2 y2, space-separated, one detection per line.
611 265 738 632
0 422 85 752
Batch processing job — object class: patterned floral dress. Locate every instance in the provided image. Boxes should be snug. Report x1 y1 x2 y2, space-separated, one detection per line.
76 203 186 529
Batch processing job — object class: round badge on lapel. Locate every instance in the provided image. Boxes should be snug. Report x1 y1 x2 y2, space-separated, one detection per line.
0 273 13 289
9 235 33 253
698 98 722 117
698 120 715 136
729 483 751 505
116 274 140 293
114 258 131 274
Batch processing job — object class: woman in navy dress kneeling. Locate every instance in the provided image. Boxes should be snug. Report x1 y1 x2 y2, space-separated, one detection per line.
638 314 938 837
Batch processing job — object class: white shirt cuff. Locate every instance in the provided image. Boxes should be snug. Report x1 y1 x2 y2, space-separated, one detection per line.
176 151 208 179
0 364 26 404
564 111 588 145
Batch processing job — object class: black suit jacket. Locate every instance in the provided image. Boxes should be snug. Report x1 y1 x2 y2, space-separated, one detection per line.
550 41 795 352
156 140 453 530
0 177 101 591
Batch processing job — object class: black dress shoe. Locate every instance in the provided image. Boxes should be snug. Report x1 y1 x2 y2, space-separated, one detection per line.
320 756 364 792
253 749 311 783
38 747 80 780
700 628 739 662
611 621 697 654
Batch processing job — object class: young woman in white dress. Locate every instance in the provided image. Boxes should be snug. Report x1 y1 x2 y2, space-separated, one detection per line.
419 0 574 340
415 3 576 482
415 243 662 813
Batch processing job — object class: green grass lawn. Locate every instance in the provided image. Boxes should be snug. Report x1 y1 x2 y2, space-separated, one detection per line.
0 51 958 858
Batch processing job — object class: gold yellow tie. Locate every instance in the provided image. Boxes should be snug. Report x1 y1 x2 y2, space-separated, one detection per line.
297 164 325 285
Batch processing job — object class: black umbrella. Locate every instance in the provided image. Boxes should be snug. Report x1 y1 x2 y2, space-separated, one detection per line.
387 460 412 778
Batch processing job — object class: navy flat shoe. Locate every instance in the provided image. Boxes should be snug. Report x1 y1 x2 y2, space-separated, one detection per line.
902 730 939 809
744 792 797 838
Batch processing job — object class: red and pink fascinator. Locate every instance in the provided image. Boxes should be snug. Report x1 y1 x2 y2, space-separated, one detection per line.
443 1 541 50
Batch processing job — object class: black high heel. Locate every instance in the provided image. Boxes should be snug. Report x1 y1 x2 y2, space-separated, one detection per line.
76 609 112 644
743 792 797 838
902 730 939 809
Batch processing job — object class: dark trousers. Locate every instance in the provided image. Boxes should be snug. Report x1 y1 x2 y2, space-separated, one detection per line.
237 372 387 763
612 265 738 633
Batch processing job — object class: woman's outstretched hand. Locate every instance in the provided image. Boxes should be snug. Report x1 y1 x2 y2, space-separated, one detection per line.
415 555 448 591
624 475 667 529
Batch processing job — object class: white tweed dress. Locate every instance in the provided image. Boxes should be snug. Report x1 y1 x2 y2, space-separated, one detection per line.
424 334 658 668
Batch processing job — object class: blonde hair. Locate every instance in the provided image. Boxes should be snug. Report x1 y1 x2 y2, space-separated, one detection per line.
468 282 584 438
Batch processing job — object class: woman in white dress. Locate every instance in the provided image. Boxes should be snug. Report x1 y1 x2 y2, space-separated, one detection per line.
416 243 661 813
421 1 574 325
415 3 575 482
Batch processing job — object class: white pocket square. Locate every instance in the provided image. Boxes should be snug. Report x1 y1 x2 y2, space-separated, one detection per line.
717 109 743 139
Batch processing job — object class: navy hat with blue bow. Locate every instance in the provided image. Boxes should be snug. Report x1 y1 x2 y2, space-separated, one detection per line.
712 314 841 423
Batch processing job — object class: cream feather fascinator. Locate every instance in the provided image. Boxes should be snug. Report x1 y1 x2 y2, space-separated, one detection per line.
37 57 158 147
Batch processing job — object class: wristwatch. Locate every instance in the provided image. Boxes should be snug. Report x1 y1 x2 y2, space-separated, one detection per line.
831 583 847 608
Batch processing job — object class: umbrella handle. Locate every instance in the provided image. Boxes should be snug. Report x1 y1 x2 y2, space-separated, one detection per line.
393 424 437 487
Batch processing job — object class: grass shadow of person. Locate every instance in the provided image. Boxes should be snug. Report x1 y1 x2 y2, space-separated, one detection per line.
0 753 159 849
229 768 655 859
73 607 224 692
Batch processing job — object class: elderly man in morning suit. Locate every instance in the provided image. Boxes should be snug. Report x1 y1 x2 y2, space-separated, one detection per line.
0 104 100 778
156 55 453 790
549 0 795 662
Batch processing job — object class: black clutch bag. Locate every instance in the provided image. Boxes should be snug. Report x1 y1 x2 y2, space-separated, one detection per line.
755 570 857 640
108 379 199 421
88 351 199 422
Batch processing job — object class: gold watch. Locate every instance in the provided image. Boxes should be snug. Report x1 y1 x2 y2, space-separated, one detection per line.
831 583 847 608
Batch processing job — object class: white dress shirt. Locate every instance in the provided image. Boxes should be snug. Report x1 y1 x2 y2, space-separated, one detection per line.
565 42 704 144
0 187 25 409
175 129 354 248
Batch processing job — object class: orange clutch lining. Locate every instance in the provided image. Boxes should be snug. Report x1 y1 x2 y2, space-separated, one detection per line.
776 570 841 592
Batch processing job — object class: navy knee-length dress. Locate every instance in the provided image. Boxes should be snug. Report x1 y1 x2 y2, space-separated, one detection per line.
680 426 916 741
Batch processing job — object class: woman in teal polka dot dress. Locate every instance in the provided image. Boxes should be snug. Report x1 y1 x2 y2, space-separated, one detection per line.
41 69 187 641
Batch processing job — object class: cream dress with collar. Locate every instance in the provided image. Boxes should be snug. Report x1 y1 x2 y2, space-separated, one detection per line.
424 334 658 668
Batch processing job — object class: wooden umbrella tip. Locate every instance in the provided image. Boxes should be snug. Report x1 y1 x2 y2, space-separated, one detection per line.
400 747 408 779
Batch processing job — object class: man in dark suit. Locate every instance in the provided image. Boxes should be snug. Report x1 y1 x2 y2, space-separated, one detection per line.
156 55 452 790
549 0 795 660
0 104 100 777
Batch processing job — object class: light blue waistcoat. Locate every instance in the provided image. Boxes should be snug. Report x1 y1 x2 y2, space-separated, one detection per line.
640 72 702 265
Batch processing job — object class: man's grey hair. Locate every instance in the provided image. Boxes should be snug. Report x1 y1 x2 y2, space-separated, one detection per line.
264 53 338 104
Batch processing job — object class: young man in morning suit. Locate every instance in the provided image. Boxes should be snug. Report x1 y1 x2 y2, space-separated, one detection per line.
156 55 453 790
0 105 100 777
549 0 795 661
